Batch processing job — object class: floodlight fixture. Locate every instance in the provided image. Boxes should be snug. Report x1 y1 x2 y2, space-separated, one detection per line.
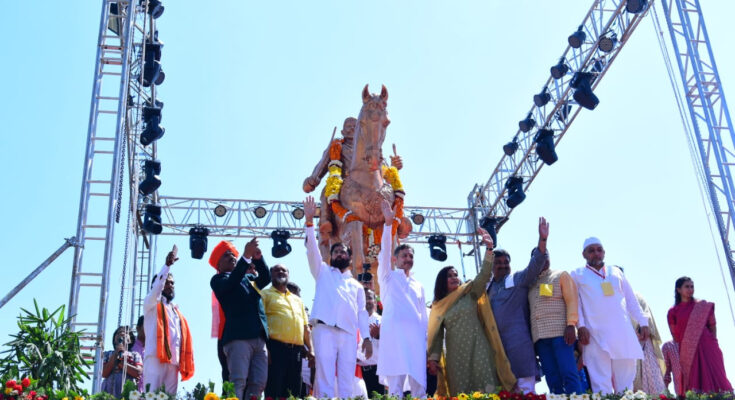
140 105 164 146
533 88 551 107
428 234 448 262
139 159 161 196
189 226 209 259
479 216 498 247
534 129 558 165
411 213 425 225
142 39 163 87
568 25 586 49
292 207 305 220
503 138 519 156
254 206 267 218
505 176 526 209
145 0 164 19
214 205 227 217
626 0 648 13
570 72 600 110
550 58 569 80
142 204 163 235
519 113 536 133
271 230 292 258
598 32 618 53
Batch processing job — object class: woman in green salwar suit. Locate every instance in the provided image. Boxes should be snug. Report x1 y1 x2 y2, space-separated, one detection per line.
427 228 516 396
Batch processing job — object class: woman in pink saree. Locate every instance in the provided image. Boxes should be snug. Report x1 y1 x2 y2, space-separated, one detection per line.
667 277 732 393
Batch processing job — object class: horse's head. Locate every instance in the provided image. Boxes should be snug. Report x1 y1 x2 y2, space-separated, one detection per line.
352 84 391 172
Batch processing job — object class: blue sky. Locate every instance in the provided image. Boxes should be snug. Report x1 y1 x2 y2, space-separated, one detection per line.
1 0 734 394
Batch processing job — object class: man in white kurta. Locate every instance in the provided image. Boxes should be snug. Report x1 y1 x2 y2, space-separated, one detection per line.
376 200 428 397
303 196 373 399
571 237 650 394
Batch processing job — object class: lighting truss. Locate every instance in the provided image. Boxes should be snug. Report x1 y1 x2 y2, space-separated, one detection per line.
157 196 474 245
466 0 651 268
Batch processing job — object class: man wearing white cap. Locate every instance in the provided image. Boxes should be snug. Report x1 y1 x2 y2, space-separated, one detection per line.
570 237 650 394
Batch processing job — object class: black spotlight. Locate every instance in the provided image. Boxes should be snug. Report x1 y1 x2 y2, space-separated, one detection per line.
479 216 498 247
271 230 292 258
533 88 551 107
411 213 425 225
428 234 448 262
505 176 526 209
570 72 600 110
503 138 519 156
189 226 209 259
140 105 164 146
142 38 163 87
568 25 586 49
598 32 618 53
292 208 305 220
626 0 648 13
556 102 572 122
145 0 164 19
534 129 558 165
519 113 535 133
139 159 161 196
550 58 569 80
142 204 163 235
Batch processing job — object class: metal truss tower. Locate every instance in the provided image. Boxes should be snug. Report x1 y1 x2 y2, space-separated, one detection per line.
658 0 735 289
465 0 651 268
70 0 159 391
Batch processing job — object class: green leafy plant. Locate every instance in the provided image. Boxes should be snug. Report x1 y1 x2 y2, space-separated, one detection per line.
0 300 90 393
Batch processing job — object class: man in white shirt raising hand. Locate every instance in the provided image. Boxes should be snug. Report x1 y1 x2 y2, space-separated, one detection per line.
303 195 372 398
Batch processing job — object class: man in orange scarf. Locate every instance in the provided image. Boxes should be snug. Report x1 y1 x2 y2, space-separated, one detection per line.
143 249 195 395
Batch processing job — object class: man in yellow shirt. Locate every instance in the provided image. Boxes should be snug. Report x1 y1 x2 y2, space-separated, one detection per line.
261 264 313 398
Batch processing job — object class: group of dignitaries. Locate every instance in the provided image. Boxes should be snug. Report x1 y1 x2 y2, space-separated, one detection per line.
100 194 732 399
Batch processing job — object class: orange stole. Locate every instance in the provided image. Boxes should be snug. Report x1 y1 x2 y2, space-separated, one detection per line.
156 301 195 381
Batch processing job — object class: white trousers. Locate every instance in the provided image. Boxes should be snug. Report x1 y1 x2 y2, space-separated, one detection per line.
385 375 426 397
312 324 358 399
516 376 537 394
583 339 636 394
143 356 179 394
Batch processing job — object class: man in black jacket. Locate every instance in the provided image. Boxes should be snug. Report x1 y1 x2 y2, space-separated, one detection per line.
210 238 270 400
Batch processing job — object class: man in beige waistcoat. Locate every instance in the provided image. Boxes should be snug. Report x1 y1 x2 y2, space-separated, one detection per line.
528 253 583 394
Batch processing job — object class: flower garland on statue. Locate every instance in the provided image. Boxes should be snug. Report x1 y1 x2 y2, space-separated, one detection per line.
324 139 406 245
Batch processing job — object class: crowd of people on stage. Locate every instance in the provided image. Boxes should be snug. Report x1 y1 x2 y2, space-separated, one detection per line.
97 196 732 399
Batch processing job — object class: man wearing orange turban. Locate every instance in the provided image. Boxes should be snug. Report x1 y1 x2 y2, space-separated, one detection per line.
210 238 271 400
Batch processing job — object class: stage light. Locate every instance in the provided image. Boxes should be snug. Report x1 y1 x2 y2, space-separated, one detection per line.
626 0 648 13
214 205 227 217
556 102 572 122
428 235 447 262
189 226 209 259
534 129 558 165
140 105 164 146
254 206 267 218
568 26 586 49
598 32 618 53
411 213 425 225
533 88 550 107
505 176 526 209
570 72 599 110
314 206 321 219
138 159 161 196
145 0 164 19
292 208 305 220
519 113 535 133
271 230 292 258
479 216 498 247
142 204 163 235
142 38 163 87
503 138 519 156
551 59 569 80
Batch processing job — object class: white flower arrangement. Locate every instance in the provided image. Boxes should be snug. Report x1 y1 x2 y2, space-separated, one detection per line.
129 390 141 400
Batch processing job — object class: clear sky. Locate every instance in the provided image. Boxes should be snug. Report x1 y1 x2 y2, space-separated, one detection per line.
1 0 734 394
